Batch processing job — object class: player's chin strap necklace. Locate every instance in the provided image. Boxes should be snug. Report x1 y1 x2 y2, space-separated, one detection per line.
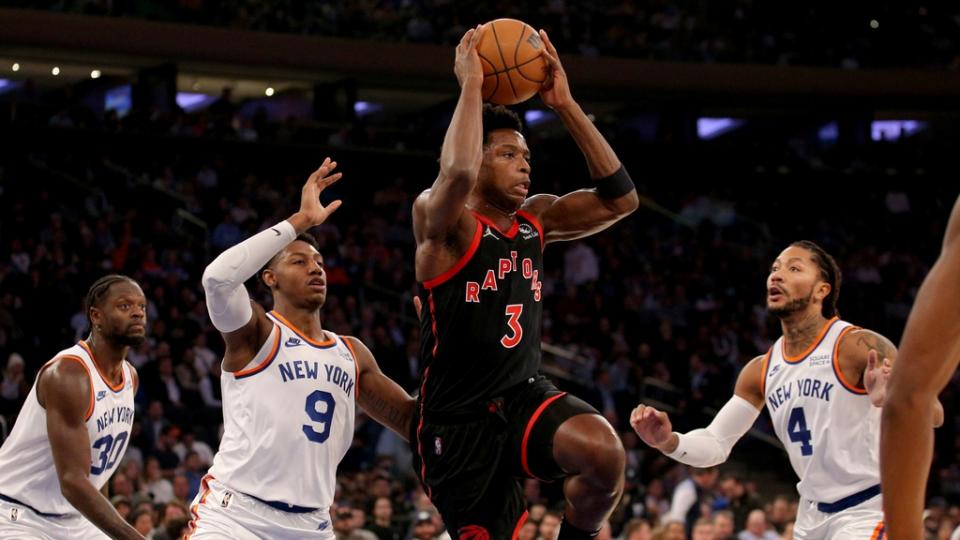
466 202 517 220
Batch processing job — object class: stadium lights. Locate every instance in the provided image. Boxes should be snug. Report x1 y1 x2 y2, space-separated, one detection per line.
91 69 101 79
265 87 275 97
11 63 19 72
697 117 745 139
51 66 60 76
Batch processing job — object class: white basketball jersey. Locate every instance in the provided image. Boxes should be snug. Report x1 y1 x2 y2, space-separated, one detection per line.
0 341 135 516
762 317 879 502
209 311 357 509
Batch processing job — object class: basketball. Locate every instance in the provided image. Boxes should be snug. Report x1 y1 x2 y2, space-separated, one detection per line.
477 18 548 105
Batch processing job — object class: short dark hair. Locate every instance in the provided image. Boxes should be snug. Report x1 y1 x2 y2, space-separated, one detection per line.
791 240 842 318
263 232 321 272
84 274 138 328
482 104 522 145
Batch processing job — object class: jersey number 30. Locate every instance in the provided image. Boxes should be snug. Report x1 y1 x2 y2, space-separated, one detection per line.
501 304 524 348
787 407 813 456
90 432 129 475
303 390 336 444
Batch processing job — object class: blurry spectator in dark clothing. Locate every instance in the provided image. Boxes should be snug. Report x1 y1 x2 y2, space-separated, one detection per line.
719 474 764 530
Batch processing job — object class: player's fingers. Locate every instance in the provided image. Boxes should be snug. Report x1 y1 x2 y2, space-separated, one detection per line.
323 200 343 216
317 172 343 190
866 349 878 370
412 296 423 317
539 29 559 55
469 24 484 48
458 28 474 49
541 49 561 71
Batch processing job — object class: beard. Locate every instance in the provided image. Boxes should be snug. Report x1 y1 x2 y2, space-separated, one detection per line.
768 289 814 318
108 330 146 348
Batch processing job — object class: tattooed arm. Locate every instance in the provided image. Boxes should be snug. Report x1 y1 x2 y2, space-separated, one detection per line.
839 329 943 424
345 336 416 441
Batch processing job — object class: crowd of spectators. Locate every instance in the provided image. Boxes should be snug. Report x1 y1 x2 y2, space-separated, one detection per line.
12 1 960 69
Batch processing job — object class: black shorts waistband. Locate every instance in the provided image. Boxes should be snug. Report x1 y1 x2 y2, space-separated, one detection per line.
816 484 881 513
420 376 542 424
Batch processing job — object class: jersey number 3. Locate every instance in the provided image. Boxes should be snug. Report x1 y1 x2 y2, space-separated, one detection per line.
501 304 524 348
787 407 814 456
303 390 336 444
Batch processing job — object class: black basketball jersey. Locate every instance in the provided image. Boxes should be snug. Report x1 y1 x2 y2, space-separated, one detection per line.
418 210 544 415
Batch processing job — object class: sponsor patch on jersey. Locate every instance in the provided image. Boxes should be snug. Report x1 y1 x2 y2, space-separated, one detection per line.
285 337 303 348
519 223 538 240
96 390 107 401
809 354 831 366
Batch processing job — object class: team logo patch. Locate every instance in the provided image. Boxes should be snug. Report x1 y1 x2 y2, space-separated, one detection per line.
458 524 491 539
434 436 442 455
285 337 303 348
9 507 18 522
96 390 107 401
221 491 233 508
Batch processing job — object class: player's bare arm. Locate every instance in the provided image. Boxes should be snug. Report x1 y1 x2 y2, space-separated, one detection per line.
38 358 144 540
345 336 416 441
414 25 486 281
839 328 943 424
521 30 639 243
202 159 342 372
882 195 960 540
631 355 765 463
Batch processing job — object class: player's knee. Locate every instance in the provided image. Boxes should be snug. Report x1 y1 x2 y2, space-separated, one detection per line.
582 426 625 489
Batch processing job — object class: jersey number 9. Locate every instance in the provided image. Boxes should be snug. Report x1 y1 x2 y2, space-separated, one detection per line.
303 390 337 444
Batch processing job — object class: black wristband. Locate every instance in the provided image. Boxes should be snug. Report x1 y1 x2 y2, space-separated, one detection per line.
595 165 635 199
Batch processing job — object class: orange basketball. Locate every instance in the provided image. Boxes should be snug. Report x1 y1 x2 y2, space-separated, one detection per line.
477 19 548 105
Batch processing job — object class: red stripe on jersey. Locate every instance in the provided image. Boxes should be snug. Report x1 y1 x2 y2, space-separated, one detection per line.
423 218 484 289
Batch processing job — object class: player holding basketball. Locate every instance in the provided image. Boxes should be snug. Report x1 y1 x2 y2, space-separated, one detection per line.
411 25 639 540
632 240 941 540
0 275 146 539
187 159 415 539
881 195 960 540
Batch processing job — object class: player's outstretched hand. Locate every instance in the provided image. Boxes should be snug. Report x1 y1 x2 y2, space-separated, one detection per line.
297 158 343 228
454 24 485 89
864 349 893 407
630 403 673 449
538 29 573 110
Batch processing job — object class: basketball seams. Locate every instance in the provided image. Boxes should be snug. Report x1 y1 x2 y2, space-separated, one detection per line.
479 53 500 101
490 20 520 101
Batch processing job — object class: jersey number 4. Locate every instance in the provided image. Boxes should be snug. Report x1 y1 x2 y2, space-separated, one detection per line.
787 407 814 456
303 390 336 444
90 432 129 475
501 304 524 348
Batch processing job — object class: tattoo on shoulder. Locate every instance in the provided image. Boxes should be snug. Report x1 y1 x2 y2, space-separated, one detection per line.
857 332 894 360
